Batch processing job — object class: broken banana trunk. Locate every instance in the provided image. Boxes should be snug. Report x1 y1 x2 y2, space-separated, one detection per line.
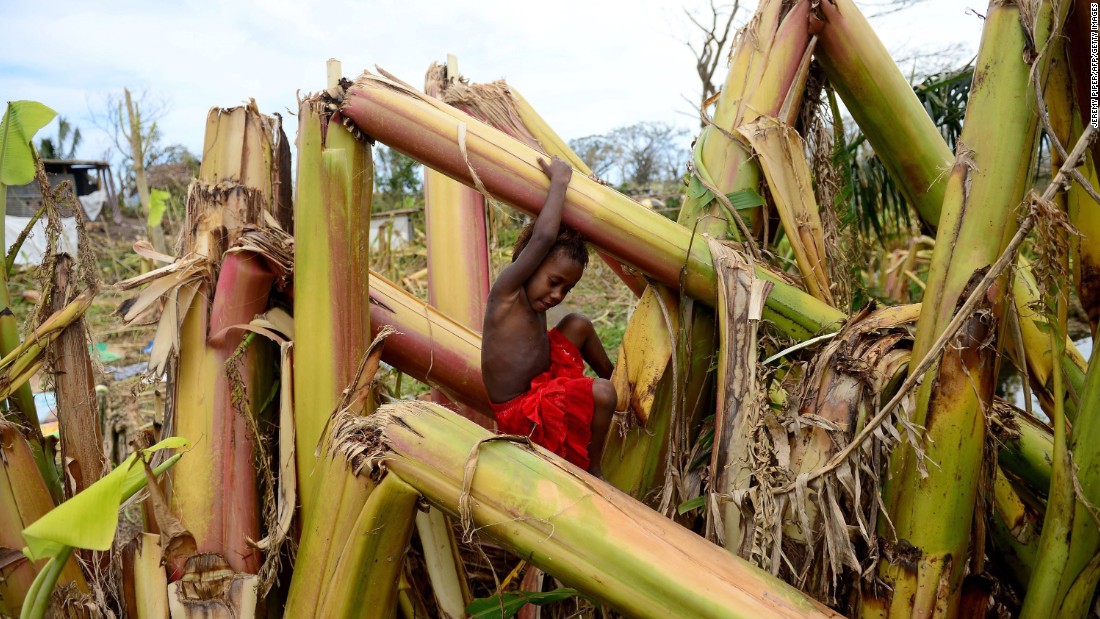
337 69 845 341
871 1 1067 615
285 92 386 618
332 400 844 619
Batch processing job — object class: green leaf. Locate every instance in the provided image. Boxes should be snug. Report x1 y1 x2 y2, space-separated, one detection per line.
22 436 188 561
0 101 57 186
148 188 170 227
677 496 706 515
466 588 585 618
726 188 765 210
687 173 711 201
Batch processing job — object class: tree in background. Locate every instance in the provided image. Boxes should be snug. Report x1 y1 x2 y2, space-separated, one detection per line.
36 117 82 160
94 89 197 248
120 88 167 252
567 133 617 180
685 0 741 119
612 122 687 188
569 121 687 212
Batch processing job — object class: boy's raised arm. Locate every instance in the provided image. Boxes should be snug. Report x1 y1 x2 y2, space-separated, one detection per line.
490 156 573 296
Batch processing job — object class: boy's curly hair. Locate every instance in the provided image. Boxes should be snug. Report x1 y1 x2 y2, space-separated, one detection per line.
512 222 590 269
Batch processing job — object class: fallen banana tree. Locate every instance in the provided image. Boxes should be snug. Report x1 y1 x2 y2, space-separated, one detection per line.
337 69 845 341
331 399 843 619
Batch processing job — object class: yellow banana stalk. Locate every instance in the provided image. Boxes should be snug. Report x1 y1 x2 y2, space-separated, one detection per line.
169 102 286 580
325 474 420 619
119 533 169 619
338 69 845 340
737 117 833 305
332 400 844 619
605 0 820 504
414 508 471 619
421 60 481 615
874 2 1070 615
285 92 378 617
608 286 678 426
1011 257 1087 420
990 469 1040 591
601 285 717 500
0 291 93 403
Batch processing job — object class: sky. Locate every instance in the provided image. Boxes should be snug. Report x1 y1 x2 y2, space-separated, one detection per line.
1 0 986 168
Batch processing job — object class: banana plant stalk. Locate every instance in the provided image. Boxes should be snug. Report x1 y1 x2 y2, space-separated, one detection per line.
872 3 1069 615
423 60 493 434
49 254 106 498
990 469 1041 591
168 102 287 578
420 60 482 616
325 473 420 619
285 92 378 616
814 0 954 226
332 400 843 619
605 0 818 505
1024 337 1100 616
177 250 273 574
816 0 1084 424
1020 267 1075 618
369 270 489 411
1023 47 1100 610
338 70 845 341
1010 257 1087 421
119 533 169 619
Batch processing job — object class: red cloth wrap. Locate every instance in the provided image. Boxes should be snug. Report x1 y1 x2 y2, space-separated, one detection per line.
491 328 595 469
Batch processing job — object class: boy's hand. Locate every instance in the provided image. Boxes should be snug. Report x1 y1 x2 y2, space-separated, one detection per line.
537 156 573 185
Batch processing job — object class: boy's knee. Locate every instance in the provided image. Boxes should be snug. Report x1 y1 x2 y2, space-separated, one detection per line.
557 312 594 339
592 378 616 412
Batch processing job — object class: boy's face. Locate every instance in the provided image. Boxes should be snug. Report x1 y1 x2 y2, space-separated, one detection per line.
525 252 583 313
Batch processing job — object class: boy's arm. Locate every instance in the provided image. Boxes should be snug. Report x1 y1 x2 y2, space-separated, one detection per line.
490 157 573 296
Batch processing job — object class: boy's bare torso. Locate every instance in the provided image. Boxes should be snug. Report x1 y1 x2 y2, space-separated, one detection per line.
481 156 581 404
481 288 550 403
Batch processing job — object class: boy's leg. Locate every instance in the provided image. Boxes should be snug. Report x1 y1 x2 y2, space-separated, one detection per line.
555 313 614 379
587 378 617 477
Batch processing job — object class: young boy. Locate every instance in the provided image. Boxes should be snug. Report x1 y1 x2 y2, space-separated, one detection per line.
481 156 617 476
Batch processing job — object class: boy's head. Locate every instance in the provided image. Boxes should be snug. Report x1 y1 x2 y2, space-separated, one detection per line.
513 223 589 312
